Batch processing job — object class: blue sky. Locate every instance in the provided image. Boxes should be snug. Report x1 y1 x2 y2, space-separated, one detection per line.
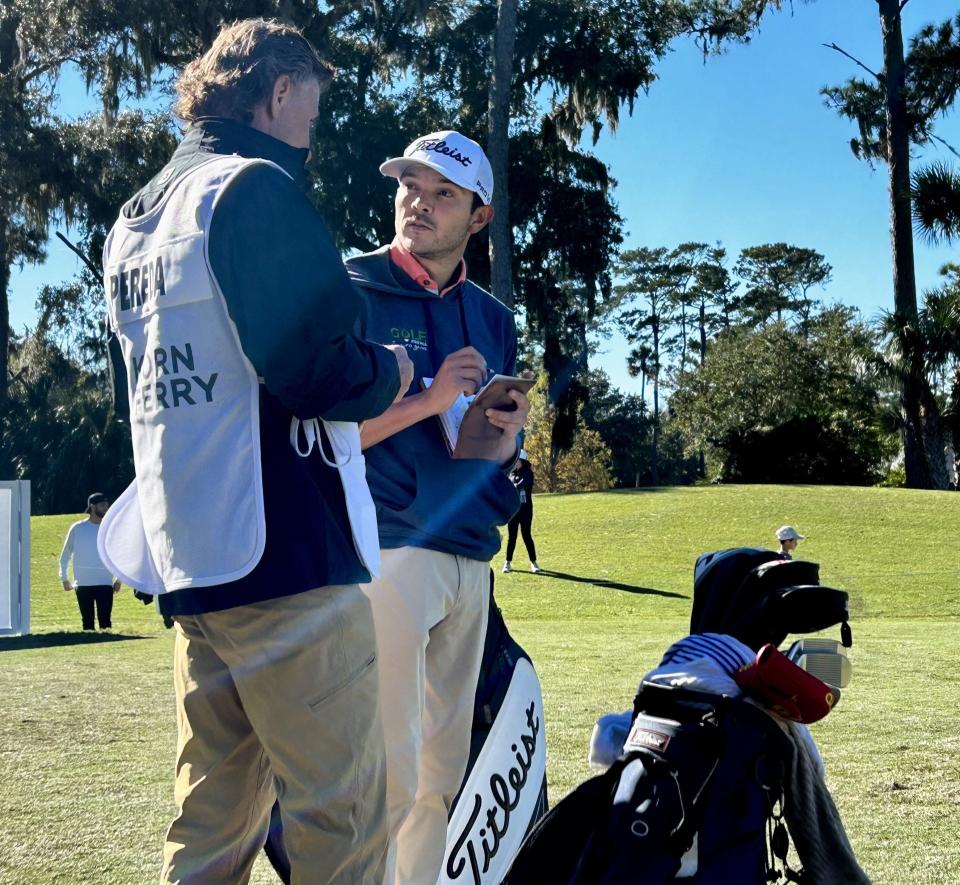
587 0 960 391
9 1 960 395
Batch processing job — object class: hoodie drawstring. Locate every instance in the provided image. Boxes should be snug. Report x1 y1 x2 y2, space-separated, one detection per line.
289 417 351 468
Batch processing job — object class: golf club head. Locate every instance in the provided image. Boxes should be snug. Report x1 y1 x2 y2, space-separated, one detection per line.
785 638 848 661
795 652 852 689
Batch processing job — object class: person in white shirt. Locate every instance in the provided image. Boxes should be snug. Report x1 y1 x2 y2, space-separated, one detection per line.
59 492 120 630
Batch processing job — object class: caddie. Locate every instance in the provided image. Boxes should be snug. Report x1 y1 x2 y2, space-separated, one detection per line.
346 130 527 884
99 19 412 884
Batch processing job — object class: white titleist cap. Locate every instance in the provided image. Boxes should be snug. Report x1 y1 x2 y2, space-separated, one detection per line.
776 525 805 541
379 130 493 205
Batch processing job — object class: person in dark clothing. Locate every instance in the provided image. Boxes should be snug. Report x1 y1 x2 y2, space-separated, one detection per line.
503 451 541 573
100 19 411 884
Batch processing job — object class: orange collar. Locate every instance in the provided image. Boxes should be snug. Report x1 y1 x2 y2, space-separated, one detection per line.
389 238 467 297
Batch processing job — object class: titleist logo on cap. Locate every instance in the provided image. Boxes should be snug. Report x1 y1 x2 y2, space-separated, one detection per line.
412 138 473 168
380 130 494 204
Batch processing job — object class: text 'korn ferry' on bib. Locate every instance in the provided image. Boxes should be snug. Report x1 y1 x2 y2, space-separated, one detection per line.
108 251 222 416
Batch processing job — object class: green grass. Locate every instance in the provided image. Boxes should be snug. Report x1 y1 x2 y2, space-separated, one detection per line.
2 486 958 883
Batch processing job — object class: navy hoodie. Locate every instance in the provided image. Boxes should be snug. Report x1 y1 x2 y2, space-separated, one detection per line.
347 247 521 561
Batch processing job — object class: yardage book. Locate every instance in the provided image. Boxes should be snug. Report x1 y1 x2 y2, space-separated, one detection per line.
421 374 535 459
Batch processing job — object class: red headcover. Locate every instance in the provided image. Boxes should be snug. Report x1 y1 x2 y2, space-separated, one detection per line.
734 644 838 723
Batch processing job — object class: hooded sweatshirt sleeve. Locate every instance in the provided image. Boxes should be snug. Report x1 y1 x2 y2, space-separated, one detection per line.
208 164 399 421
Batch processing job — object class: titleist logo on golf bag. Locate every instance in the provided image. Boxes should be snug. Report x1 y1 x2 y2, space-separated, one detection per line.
414 138 473 168
447 702 541 885
625 723 671 753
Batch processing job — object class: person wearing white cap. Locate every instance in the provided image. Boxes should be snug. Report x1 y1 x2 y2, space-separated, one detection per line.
776 525 806 559
345 130 528 884
503 449 541 573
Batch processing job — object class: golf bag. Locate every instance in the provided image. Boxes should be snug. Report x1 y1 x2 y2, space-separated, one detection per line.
264 573 548 884
442 576 549 885
505 548 867 884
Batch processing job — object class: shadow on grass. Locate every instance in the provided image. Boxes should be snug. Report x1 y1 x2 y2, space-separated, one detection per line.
532 570 688 599
0 631 154 652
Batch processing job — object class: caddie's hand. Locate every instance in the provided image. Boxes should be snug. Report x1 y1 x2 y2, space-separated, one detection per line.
62 580 74 592
424 347 487 413
485 389 530 437
385 344 414 401
113 581 122 594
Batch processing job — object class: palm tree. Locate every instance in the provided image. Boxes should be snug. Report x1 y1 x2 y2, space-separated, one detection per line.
917 271 960 484
876 300 954 490
913 162 960 245
822 6 960 488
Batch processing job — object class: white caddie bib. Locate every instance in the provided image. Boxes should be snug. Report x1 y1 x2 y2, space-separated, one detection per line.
98 154 380 592
289 418 381 576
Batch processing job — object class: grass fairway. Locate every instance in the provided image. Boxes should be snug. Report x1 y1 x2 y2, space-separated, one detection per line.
2 485 958 883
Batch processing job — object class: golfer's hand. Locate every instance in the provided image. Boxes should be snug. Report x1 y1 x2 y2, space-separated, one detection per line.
384 344 414 401
112 581 121 594
62 580 74 592
424 347 487 413
485 389 530 438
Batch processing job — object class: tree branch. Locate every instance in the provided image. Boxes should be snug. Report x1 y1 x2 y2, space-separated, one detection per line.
56 232 103 286
20 53 75 85
823 42 881 81
899 0 911 11
931 133 960 161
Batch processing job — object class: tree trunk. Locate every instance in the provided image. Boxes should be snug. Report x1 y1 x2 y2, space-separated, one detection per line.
679 302 688 369
651 318 660 486
696 300 707 478
0 12 20 406
0 219 9 404
879 0 935 488
698 299 707 365
920 382 950 489
487 0 518 309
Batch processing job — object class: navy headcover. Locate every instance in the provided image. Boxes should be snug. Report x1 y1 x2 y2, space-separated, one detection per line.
691 548 851 650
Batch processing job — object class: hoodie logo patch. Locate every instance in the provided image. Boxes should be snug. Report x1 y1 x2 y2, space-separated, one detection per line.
392 326 428 352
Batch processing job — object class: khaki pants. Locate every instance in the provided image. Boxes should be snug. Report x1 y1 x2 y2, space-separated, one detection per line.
161 584 387 885
362 548 490 885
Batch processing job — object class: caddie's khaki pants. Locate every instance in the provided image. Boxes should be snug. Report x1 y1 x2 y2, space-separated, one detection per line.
362 547 490 885
160 583 387 885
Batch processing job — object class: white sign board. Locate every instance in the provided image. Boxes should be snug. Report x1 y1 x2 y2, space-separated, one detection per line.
0 481 30 636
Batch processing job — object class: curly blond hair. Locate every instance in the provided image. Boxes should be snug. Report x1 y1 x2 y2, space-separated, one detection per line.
174 18 333 125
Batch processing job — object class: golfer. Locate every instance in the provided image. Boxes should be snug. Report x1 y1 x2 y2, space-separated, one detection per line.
348 130 527 884
100 19 411 884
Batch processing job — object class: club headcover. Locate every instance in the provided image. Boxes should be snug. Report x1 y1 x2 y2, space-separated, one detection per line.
691 548 781 634
729 584 850 651
734 644 839 723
